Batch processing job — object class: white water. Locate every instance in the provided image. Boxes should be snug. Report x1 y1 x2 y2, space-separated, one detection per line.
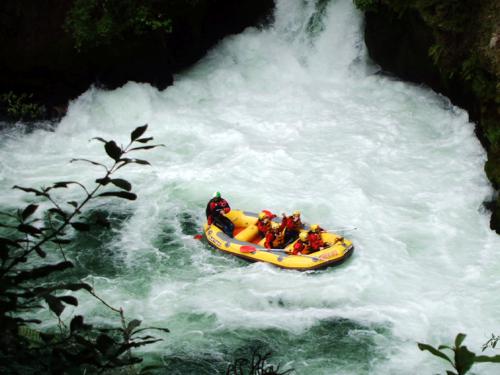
1 0 499 373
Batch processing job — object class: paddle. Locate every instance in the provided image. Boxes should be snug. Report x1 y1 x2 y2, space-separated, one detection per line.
326 227 357 233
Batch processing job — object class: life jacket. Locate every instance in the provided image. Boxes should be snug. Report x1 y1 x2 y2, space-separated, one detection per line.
280 215 302 232
308 232 325 251
265 229 284 249
292 240 310 255
257 219 271 235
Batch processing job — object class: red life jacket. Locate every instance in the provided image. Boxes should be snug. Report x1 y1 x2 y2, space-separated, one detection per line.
280 216 302 232
257 219 271 234
308 232 325 251
265 230 283 249
292 240 310 255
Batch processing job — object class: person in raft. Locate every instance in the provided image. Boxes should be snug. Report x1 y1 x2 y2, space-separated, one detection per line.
256 212 271 237
264 224 285 249
308 224 344 252
256 210 276 237
206 191 234 237
307 224 327 252
280 210 303 246
290 231 311 255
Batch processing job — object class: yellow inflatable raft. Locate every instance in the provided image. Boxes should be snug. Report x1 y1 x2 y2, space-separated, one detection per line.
203 210 354 271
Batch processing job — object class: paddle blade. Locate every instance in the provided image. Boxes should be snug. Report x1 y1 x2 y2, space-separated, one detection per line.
194 234 203 240
240 245 256 253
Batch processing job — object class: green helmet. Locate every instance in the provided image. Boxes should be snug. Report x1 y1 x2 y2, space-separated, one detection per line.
213 191 221 198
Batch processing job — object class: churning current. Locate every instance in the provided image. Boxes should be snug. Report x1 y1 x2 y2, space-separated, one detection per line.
0 0 499 374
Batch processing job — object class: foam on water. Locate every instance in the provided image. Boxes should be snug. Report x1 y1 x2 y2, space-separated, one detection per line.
1 0 499 373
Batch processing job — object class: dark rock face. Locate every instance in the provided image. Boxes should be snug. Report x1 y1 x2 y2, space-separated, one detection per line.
0 0 274 115
364 7 476 120
362 4 500 233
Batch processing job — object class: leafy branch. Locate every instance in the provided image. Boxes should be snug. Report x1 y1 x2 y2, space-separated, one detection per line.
418 333 500 375
0 124 166 374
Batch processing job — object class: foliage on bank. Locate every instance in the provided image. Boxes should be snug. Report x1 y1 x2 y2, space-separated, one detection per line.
65 0 174 51
0 125 168 373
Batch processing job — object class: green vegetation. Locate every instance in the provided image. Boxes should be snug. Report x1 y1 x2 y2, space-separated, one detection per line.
418 333 500 375
0 92 45 121
0 125 167 373
65 0 173 51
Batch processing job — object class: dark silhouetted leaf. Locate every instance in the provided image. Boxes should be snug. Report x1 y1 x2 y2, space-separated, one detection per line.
98 191 137 200
132 327 170 336
15 261 73 282
53 181 75 188
105 141 122 161
96 177 111 185
126 319 141 335
96 334 116 354
131 159 150 165
455 333 466 348
13 185 46 196
71 222 90 231
17 224 42 236
58 295 78 306
70 315 84 333
475 354 500 363
418 343 453 364
117 339 161 356
455 345 476 374
70 158 107 168
34 246 46 258
91 137 107 143
136 137 153 143
67 201 78 208
110 178 132 191
0 237 21 248
45 294 65 316
131 124 148 142
22 204 38 221
129 145 164 152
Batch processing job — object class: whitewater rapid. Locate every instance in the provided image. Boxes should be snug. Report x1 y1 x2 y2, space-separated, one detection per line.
1 0 499 373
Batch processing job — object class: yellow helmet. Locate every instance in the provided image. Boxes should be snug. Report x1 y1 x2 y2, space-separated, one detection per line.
293 210 300 216
299 232 308 241
258 212 267 220
311 224 319 232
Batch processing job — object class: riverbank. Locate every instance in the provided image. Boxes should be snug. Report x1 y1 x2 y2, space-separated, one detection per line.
0 0 274 121
354 0 500 232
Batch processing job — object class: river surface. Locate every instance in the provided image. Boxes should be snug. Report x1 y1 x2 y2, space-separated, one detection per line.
1 0 499 374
